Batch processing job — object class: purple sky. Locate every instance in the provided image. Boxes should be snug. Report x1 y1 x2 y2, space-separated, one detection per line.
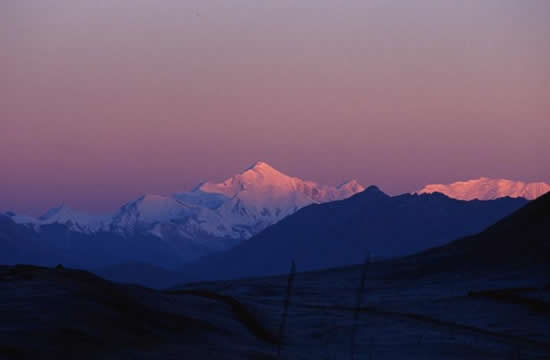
2 0 549 216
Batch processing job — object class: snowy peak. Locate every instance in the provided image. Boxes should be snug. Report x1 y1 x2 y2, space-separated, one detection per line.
198 161 294 198
239 161 292 185
336 179 365 194
197 162 365 209
112 194 188 227
417 178 550 200
245 160 280 173
35 204 111 232
3 211 40 225
181 161 366 239
338 179 362 189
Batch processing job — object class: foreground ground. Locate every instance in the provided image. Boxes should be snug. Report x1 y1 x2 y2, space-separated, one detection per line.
184 260 550 360
0 265 275 359
1 261 549 359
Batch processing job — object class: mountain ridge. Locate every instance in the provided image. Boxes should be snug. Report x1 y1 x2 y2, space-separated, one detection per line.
4 162 365 262
418 177 550 200
176 188 528 283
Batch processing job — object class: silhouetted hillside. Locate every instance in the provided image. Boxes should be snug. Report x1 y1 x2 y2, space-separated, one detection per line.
180 187 528 282
0 264 276 359
417 190 550 267
96 262 183 289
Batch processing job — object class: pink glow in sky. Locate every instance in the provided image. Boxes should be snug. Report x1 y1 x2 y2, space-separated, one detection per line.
1 0 549 215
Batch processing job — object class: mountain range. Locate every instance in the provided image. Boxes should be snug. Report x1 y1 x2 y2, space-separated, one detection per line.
1 192 548 359
2 162 548 274
4 162 364 262
417 177 550 200
173 187 528 283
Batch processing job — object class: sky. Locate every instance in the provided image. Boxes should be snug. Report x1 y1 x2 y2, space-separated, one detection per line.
1 0 549 216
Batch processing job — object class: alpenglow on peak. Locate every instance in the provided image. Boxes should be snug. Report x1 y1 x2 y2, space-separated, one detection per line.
417 177 550 200
9 161 366 263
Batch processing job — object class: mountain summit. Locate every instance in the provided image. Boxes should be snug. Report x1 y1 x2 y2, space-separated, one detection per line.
197 161 365 212
417 177 550 200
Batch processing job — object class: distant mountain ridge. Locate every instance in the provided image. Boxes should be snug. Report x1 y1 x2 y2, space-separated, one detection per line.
176 187 528 283
418 177 550 200
0 185 532 287
4 162 364 262
4 166 547 269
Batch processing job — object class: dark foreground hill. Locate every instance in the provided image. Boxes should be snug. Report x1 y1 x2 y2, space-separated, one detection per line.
3 260 548 359
402 189 550 271
178 188 527 283
0 264 277 360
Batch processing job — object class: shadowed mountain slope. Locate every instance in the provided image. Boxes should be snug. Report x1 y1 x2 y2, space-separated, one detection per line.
413 190 550 268
179 187 528 283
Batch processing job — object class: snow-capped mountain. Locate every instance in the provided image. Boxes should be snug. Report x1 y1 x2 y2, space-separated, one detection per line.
4 205 111 233
417 177 550 200
38 204 112 232
7 162 365 261
3 211 41 227
177 161 365 239
109 161 364 241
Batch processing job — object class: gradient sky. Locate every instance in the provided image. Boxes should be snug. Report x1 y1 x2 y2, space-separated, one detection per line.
1 0 549 216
